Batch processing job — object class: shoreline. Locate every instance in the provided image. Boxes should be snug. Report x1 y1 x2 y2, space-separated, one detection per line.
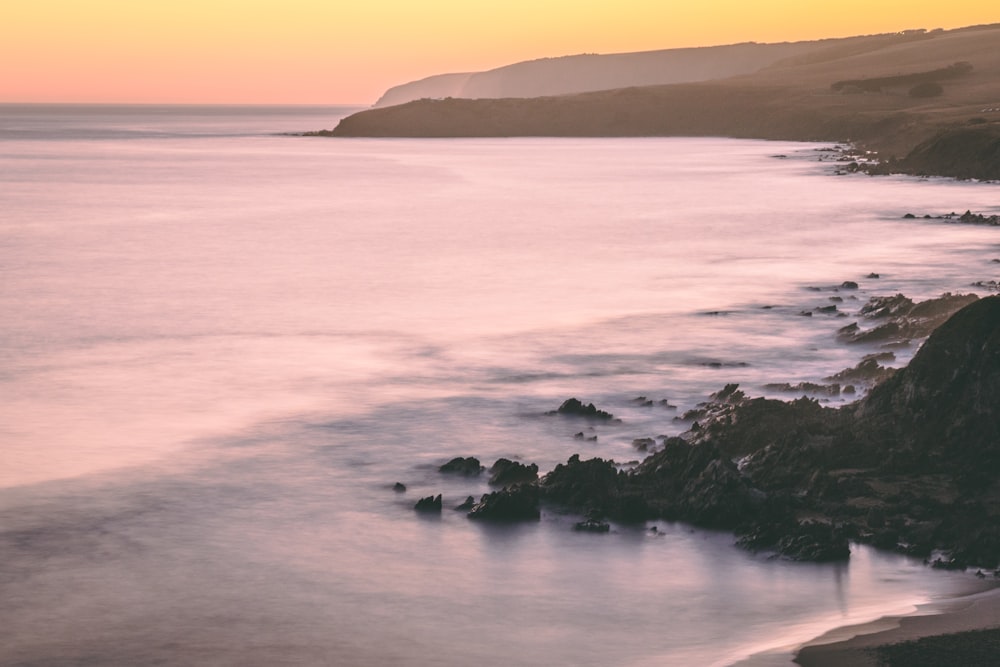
791 585 1000 666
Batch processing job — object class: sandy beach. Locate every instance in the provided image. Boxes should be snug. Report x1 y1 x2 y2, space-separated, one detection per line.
794 584 1000 666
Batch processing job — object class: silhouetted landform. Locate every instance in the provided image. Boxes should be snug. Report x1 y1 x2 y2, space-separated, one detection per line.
428 296 1000 568
373 37 908 107
329 24 1000 180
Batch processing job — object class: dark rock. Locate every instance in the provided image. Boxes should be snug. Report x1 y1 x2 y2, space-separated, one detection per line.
867 273 881 279
840 281 859 290
861 293 914 319
414 494 442 512
632 437 656 451
853 295 1000 482
488 458 539 486
393 482 407 492
541 455 624 517
439 456 483 475
549 397 614 420
467 484 540 521
454 495 476 510
839 293 979 345
824 357 896 387
763 382 841 396
574 518 611 533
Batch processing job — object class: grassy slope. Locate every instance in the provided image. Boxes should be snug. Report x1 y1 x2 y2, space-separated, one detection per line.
331 24 1000 178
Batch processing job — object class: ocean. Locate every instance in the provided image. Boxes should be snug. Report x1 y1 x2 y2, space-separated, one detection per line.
1 104 998 666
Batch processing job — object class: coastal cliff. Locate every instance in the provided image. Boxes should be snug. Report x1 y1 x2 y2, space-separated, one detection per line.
330 23 1000 180
430 295 1000 569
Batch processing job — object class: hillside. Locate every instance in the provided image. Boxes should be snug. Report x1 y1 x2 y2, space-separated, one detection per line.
372 34 924 107
331 24 1000 179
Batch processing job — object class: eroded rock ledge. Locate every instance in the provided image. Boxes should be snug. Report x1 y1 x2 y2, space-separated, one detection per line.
425 297 1000 568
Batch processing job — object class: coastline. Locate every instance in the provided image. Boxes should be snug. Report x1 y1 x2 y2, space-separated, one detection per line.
792 585 1000 666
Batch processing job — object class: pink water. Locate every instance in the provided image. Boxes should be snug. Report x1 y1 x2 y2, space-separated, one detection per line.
1 105 997 665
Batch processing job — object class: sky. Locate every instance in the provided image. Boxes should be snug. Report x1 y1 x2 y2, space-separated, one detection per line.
2 1 997 105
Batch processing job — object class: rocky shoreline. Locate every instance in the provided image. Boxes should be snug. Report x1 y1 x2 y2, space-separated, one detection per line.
408 292 1000 573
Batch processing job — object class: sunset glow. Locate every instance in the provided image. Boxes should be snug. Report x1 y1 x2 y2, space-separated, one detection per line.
2 1 997 104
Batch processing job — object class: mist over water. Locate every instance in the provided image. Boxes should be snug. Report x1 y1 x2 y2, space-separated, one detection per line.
2 106 998 665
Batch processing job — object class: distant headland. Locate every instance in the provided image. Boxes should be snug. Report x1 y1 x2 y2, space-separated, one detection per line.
321 24 1000 181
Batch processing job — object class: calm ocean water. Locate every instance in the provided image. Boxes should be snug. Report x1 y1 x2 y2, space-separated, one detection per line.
2 104 998 666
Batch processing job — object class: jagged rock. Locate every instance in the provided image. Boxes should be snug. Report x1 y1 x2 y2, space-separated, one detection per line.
841 293 979 345
861 293 914 319
763 381 841 396
488 458 539 486
467 484 540 520
548 397 615 420
824 357 896 386
541 455 624 515
454 495 476 510
393 482 407 492
415 494 442 512
439 456 483 475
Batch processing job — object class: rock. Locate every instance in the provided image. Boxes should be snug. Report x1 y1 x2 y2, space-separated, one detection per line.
763 381 841 396
549 397 615 420
439 456 483 475
861 293 914 319
467 484 540 520
632 437 656 451
393 482 407 492
574 518 611 533
488 458 539 486
840 281 859 290
839 293 979 345
414 494 442 512
824 357 896 387
776 521 851 561
454 495 476 510
853 295 1000 481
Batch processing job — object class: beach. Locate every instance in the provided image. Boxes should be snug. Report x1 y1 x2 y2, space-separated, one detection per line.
795 585 1000 666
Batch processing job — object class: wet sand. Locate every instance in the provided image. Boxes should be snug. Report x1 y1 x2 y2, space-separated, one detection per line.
794 585 1000 666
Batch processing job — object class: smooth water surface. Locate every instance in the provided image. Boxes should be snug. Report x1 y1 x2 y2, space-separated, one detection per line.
2 105 998 666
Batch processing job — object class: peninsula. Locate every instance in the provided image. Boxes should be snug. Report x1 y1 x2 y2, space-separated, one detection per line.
326 23 1000 180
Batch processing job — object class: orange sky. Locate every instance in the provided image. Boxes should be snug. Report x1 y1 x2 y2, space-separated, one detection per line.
2 1 997 104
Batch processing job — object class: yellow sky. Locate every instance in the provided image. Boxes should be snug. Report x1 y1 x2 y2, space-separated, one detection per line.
2 1 996 104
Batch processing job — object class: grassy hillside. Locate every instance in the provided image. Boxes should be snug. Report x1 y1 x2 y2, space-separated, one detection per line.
331 24 1000 179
